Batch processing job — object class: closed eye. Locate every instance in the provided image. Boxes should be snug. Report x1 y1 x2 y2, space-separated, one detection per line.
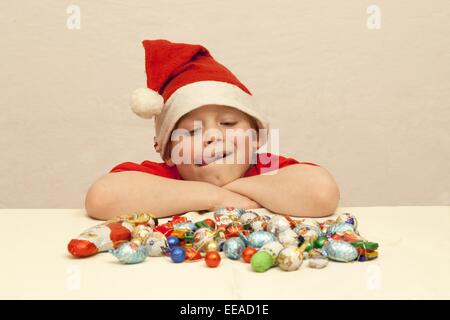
189 127 201 135
220 121 238 126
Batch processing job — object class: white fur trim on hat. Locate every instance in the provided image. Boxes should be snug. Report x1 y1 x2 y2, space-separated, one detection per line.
130 88 164 119
154 80 269 158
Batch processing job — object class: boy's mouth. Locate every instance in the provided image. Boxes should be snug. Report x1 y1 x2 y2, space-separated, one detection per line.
196 151 233 167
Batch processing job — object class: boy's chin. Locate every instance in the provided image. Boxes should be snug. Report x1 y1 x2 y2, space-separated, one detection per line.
182 163 248 186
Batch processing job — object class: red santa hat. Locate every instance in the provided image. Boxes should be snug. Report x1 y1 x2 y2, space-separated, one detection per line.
130 39 269 158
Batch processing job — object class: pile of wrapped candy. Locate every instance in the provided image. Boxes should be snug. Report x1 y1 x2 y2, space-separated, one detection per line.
67 208 379 272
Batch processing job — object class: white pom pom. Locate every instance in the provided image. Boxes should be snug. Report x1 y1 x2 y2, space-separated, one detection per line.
130 88 164 119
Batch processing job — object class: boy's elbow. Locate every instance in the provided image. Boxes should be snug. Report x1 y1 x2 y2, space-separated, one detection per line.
85 178 116 221
312 181 340 218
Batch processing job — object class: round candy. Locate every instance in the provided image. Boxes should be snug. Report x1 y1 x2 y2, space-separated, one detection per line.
267 215 291 235
277 247 303 271
167 236 180 248
246 231 276 249
277 228 299 247
110 242 147 264
170 247 186 263
223 237 246 260
323 240 358 262
144 231 169 257
242 247 257 263
205 251 221 268
251 251 274 273
205 241 219 253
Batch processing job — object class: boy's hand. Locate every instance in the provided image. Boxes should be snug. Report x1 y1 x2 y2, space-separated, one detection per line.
211 188 261 211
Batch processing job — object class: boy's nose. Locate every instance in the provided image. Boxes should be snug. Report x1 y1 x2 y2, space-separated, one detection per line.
203 135 222 147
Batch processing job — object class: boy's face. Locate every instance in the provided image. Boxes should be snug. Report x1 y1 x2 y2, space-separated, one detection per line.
165 105 259 186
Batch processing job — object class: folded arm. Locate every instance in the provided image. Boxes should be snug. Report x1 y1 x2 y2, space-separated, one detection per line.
85 171 260 220
223 164 340 217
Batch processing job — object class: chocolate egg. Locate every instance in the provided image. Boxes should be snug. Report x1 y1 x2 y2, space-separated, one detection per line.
277 247 303 271
144 231 168 257
267 215 291 235
260 241 284 262
250 215 269 232
240 211 258 226
246 231 276 249
223 237 246 260
323 240 358 262
110 242 147 264
277 228 299 247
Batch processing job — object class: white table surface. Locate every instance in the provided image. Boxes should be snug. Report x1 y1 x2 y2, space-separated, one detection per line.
1 206 449 299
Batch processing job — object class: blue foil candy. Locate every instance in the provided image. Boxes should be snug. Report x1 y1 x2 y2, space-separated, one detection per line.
323 240 358 262
110 242 148 264
242 231 276 249
325 222 355 238
223 237 246 260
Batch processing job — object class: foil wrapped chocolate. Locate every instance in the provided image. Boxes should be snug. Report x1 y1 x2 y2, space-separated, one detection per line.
249 215 270 232
144 231 168 257
325 222 356 238
193 228 216 252
241 231 276 249
223 237 246 260
277 228 299 247
267 215 291 235
336 213 358 230
308 256 329 269
260 241 284 265
277 246 303 271
240 211 259 227
214 207 245 227
293 224 322 242
110 242 148 264
323 240 358 262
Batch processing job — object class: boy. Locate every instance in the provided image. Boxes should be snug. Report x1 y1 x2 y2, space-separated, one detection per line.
85 39 339 220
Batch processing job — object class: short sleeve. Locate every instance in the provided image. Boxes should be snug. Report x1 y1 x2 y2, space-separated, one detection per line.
244 153 320 177
109 161 182 180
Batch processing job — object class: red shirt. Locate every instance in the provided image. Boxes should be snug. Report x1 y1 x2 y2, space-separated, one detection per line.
109 153 319 179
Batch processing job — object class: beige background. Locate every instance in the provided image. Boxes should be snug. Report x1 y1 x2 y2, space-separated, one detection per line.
0 0 449 208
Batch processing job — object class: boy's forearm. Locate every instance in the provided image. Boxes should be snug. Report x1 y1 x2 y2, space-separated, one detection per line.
223 164 340 217
85 171 224 220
